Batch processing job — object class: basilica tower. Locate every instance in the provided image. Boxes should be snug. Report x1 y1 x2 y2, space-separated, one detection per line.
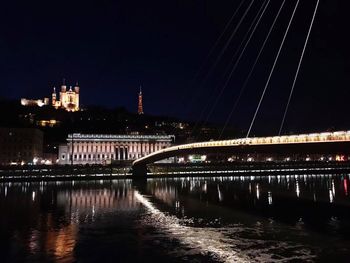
52 87 57 106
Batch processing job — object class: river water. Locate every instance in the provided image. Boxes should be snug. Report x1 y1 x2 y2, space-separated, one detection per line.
1 173 350 262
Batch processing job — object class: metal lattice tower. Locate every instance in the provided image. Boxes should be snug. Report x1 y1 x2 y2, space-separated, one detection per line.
138 86 144 115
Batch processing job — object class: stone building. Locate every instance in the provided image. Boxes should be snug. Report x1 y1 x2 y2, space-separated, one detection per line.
52 80 80 112
58 133 174 165
21 97 49 107
0 128 43 165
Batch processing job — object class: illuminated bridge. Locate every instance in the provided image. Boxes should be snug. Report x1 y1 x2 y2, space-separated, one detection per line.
132 131 350 176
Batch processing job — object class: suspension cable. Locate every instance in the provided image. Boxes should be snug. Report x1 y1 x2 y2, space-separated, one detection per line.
219 0 286 139
182 0 247 115
194 0 267 135
204 0 271 126
191 0 256 137
278 0 320 135
246 0 300 138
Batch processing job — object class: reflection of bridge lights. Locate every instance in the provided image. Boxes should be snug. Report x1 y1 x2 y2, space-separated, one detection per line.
332 180 336 197
217 185 223 202
32 191 36 201
268 191 273 205
344 178 348 196
329 189 334 203
256 184 260 200
296 180 300 198
266 157 273 162
247 157 254 162
202 182 207 193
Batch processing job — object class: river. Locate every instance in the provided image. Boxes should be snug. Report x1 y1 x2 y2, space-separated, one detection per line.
1 173 350 262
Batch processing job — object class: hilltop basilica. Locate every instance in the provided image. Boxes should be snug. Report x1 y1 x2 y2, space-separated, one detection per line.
52 80 80 112
21 80 80 112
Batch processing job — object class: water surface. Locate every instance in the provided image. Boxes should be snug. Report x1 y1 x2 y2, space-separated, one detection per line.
1 173 350 262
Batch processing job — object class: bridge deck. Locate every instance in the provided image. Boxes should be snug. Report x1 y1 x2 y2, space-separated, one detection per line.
133 131 350 167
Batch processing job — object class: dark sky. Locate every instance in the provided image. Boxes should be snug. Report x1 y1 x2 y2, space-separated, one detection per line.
0 0 349 135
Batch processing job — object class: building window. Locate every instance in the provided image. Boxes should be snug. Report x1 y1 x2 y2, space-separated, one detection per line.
61 154 65 160
88 154 91 159
74 154 77 160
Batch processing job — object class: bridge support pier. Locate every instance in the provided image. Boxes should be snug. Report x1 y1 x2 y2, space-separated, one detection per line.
132 164 148 178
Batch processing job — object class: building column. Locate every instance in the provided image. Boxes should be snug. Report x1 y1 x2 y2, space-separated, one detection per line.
125 146 128 160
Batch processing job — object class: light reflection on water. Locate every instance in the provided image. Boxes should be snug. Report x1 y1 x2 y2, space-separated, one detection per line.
0 174 350 262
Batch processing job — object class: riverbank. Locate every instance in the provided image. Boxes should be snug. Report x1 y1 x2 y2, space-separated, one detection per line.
1 161 350 182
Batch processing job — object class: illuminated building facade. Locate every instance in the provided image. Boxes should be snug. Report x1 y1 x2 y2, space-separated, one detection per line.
52 80 80 112
21 97 49 107
36 119 60 127
58 133 174 165
138 86 144 114
0 128 43 165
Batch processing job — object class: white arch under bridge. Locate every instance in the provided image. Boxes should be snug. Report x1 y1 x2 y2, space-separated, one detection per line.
132 131 350 172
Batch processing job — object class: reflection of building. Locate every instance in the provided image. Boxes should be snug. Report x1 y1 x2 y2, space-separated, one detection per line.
57 187 136 212
21 97 49 107
138 86 144 115
52 80 80 112
58 133 174 164
0 128 43 165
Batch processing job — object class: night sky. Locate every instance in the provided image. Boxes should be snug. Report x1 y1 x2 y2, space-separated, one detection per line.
0 0 349 134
